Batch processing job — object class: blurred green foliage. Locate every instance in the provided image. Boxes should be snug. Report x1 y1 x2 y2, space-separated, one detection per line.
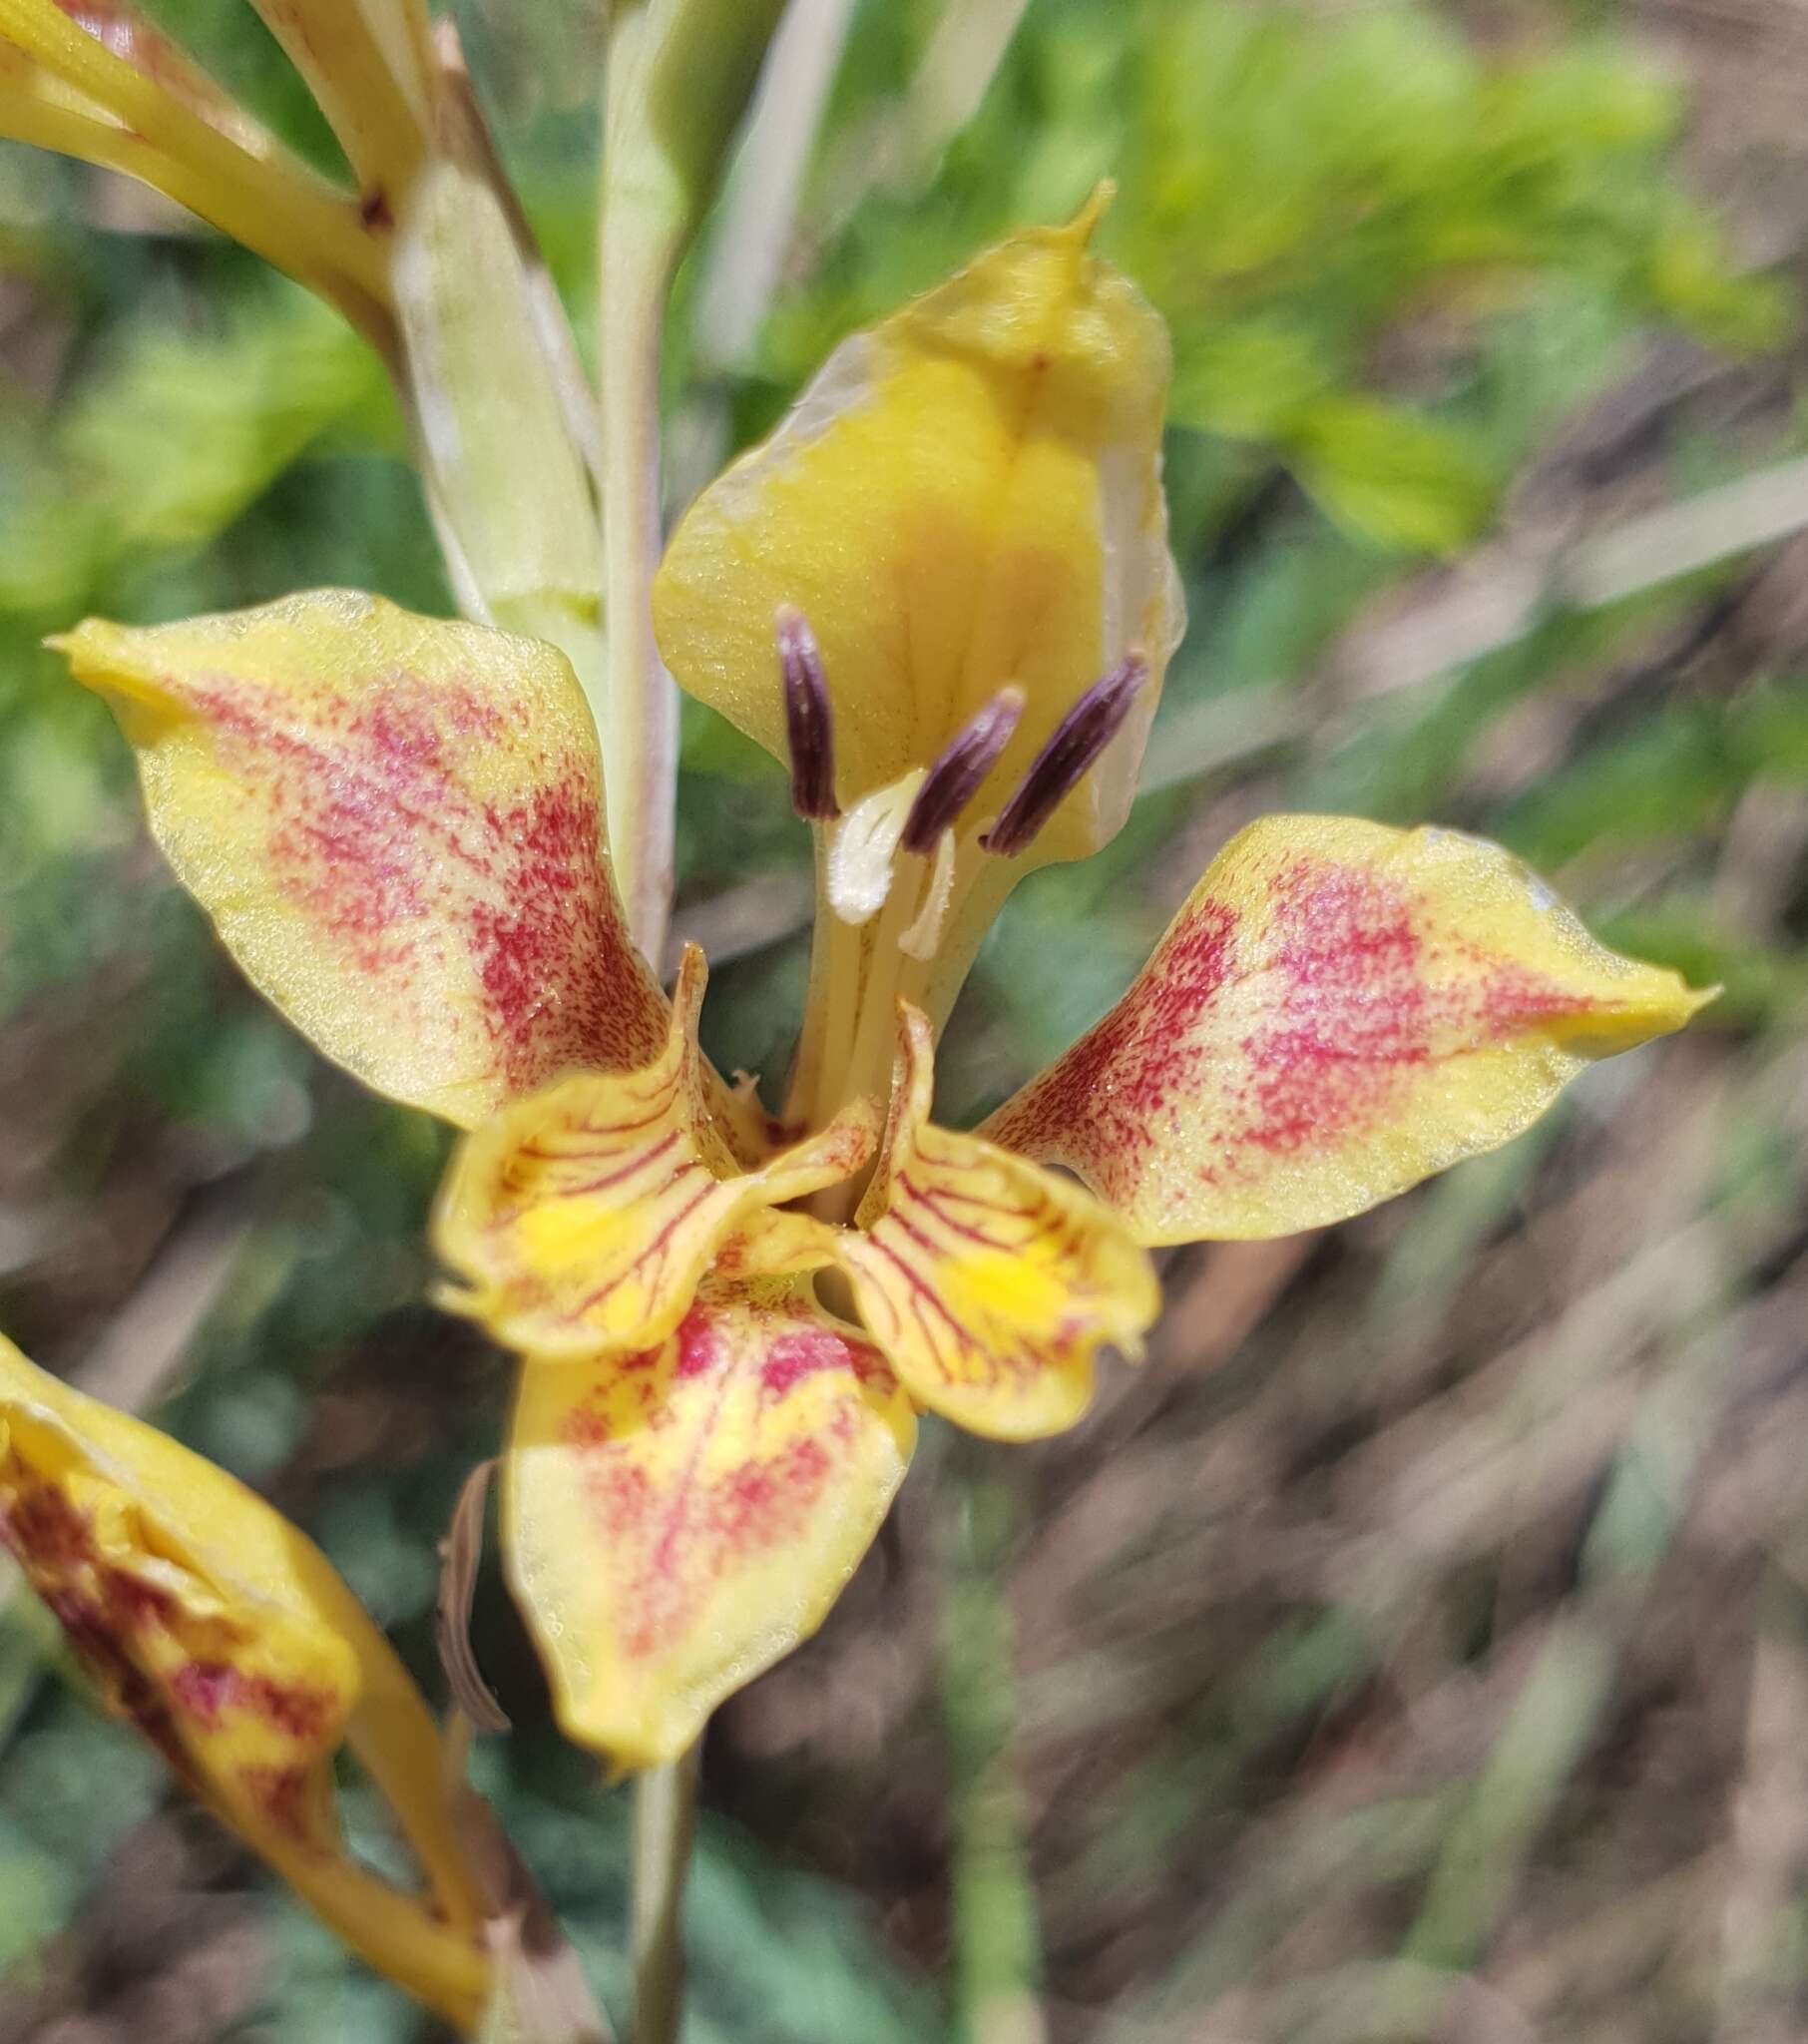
763 0 1782 551
0 0 1803 2037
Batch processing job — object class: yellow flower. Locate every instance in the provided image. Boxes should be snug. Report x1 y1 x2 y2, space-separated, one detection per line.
51 208 1711 1774
0 1336 490 2028
654 190 1183 1123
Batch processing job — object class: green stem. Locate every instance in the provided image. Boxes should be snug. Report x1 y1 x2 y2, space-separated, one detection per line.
596 0 788 964
597 1 692 968
632 1745 700 2044
940 1474 1046 2044
596 128 681 964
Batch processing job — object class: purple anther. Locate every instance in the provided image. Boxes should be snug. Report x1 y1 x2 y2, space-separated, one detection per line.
982 653 1149 857
900 686 1027 855
776 605 837 820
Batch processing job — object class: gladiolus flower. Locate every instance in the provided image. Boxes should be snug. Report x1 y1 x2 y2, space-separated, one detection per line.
49 205 1711 1773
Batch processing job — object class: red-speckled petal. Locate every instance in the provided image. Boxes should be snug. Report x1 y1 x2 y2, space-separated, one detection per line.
53 592 667 1129
982 815 1716 1245
504 1279 915 1769
832 1007 1158 1442
435 949 878 1359
0 1335 489 2026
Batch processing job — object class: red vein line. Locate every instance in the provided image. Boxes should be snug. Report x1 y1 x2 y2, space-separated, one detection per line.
573 1179 717 1319
909 1180 1035 1222
895 1174 1023 1255
858 1228 1003 1390
553 1129 682 1197
641 1322 741 1631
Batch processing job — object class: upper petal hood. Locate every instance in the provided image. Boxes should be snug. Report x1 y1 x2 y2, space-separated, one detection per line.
652 196 1182 865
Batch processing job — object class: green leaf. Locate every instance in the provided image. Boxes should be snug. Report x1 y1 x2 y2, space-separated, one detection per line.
1168 321 1331 439
1289 398 1494 554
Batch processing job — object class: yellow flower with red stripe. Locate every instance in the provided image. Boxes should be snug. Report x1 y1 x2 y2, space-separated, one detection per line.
0 1337 491 2027
47 202 1710 1774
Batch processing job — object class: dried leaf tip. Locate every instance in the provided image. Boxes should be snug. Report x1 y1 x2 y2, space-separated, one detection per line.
776 605 837 820
983 654 1148 858
437 1458 510 1735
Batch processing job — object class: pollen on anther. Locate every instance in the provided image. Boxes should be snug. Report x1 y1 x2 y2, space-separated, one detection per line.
983 654 1148 858
776 606 837 821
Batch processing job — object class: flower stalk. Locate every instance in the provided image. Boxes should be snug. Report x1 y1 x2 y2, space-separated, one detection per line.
631 1745 701 2044
941 1474 1045 2044
596 13 788 2007
597 0 786 960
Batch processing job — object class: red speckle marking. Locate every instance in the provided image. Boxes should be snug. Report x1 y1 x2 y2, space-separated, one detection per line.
551 1289 896 1660
468 776 667 1094
985 900 1235 1191
1236 860 1432 1157
238 1763 314 1842
171 1662 336 1741
760 1324 883 1396
1232 860 1582 1161
183 664 667 1101
990 854 1586 1204
0 1480 180 1638
169 1660 235 1723
1 1476 192 1772
0 1482 92 1568
712 1437 831 1544
41 1584 191 1772
674 1306 718 1381
2 1460 333 1787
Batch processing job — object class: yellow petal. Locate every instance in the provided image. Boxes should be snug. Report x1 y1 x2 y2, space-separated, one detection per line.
0 1335 488 2027
435 948 878 1358
983 815 1716 1245
0 1 391 321
504 1279 915 1769
54 592 667 1129
652 196 1182 865
0 0 264 149
833 1006 1158 1441
713 1207 841 1282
